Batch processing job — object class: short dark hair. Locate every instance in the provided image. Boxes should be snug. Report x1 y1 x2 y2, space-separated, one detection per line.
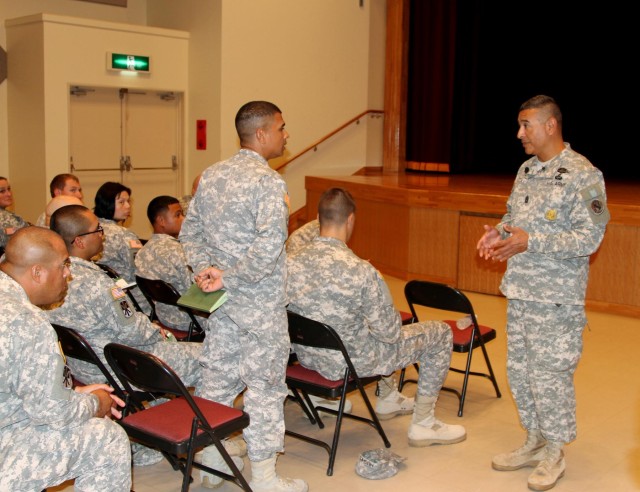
147 195 179 224
318 187 356 227
49 173 80 197
235 101 282 144
50 204 91 249
520 95 562 128
93 182 131 220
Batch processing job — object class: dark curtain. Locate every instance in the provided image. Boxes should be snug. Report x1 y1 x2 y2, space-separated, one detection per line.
406 0 457 165
407 1 638 180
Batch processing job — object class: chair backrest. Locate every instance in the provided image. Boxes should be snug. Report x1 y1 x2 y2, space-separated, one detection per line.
404 279 477 324
51 323 127 401
286 310 358 376
96 262 123 280
135 275 181 306
104 342 208 423
287 310 345 352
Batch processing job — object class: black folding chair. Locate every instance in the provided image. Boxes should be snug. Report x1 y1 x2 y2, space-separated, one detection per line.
51 323 148 414
104 343 251 492
284 310 390 476
403 280 501 417
135 275 205 342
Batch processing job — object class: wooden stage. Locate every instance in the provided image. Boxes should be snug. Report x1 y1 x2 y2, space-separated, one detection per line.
303 170 640 317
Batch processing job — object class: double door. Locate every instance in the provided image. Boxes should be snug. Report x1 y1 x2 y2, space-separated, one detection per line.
69 86 183 238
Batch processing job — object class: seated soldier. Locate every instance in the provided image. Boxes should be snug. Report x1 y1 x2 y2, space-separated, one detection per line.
286 187 466 446
43 195 83 227
0 226 131 491
135 195 196 333
0 176 30 250
35 173 84 227
46 205 202 389
45 204 206 466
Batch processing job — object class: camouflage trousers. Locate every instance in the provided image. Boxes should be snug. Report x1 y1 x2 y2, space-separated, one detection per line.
357 320 453 397
506 299 586 443
0 417 131 491
147 340 202 387
196 309 289 462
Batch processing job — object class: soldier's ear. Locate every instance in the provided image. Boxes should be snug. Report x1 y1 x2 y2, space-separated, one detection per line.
31 264 43 284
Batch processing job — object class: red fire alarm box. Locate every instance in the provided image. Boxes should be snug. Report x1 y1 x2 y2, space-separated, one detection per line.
197 120 207 150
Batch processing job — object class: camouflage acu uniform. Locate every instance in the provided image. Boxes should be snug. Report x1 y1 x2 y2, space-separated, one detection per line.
285 218 319 255
286 236 453 397
45 256 202 388
498 144 609 443
97 218 150 314
0 271 131 492
179 194 193 216
0 208 29 249
135 233 195 331
35 211 47 228
180 148 290 462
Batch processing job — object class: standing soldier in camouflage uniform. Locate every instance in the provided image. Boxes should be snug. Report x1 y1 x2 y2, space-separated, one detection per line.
0 176 30 249
180 101 308 492
286 188 466 446
477 95 609 491
0 227 131 491
93 181 149 314
285 218 319 255
46 205 204 466
135 195 195 333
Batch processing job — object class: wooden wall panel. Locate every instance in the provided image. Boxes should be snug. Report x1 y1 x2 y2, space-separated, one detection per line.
303 174 640 316
586 223 640 308
407 207 458 284
457 214 506 295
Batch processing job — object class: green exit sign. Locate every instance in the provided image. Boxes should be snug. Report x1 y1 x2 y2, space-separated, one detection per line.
107 52 150 73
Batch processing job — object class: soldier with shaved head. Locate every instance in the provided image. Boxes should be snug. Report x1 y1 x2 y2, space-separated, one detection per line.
0 226 131 491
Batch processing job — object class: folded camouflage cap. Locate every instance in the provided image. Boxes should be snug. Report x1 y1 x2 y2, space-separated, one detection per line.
355 448 406 480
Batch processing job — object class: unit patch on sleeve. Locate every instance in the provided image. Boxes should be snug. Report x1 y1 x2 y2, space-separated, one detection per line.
580 184 610 224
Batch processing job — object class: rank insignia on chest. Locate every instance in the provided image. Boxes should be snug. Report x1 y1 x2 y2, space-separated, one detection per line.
111 286 127 300
545 209 558 221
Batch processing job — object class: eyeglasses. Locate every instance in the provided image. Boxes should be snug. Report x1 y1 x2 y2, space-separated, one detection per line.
75 225 104 238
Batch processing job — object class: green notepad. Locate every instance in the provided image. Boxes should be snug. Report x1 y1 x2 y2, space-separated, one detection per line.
177 283 227 313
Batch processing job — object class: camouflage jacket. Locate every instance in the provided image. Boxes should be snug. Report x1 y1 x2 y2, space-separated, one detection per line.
45 257 161 383
135 233 193 329
97 218 142 282
286 236 402 380
499 144 609 304
0 271 99 435
180 149 289 330
0 208 29 249
286 219 320 255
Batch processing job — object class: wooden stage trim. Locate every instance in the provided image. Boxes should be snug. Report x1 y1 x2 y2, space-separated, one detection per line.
304 172 640 317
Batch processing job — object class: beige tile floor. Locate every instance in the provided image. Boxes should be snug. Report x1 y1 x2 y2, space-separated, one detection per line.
52 275 640 492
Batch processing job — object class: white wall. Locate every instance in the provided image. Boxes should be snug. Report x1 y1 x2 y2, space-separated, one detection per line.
148 0 386 213
0 0 149 178
0 0 386 218
5 13 189 222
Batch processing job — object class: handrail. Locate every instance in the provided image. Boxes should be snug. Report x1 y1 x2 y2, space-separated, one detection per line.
274 109 384 172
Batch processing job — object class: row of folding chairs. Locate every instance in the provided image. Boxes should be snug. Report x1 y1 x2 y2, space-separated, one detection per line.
97 263 206 342
52 279 501 490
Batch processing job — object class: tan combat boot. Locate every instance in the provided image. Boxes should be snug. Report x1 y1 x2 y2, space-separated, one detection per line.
249 455 308 492
527 441 565 491
492 429 547 471
407 394 466 446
